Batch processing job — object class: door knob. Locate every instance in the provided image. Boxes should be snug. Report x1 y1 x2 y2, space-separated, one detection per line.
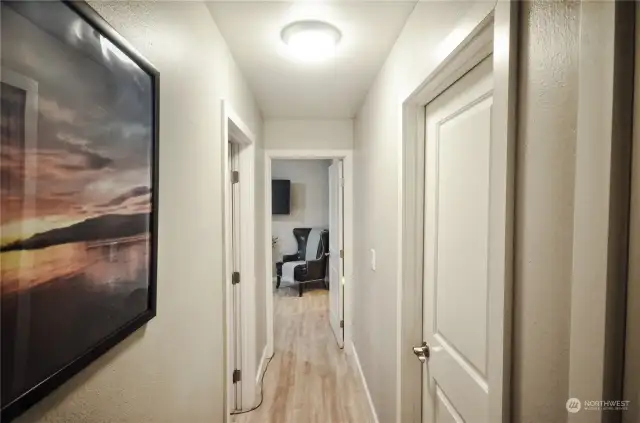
413 341 430 363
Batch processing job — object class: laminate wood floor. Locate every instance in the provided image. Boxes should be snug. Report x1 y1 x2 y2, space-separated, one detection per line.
231 286 373 423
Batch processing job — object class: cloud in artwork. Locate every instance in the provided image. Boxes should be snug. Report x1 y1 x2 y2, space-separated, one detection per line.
57 133 113 170
99 186 151 208
80 149 112 169
38 97 78 124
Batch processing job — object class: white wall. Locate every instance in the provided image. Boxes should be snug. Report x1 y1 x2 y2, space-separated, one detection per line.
14 2 263 422
254 133 268 371
265 119 353 150
271 159 331 265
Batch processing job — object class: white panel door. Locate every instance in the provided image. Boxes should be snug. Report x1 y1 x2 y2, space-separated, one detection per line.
329 160 344 347
421 56 505 423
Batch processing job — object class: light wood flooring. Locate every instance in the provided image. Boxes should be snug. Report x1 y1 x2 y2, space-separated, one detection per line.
231 285 373 423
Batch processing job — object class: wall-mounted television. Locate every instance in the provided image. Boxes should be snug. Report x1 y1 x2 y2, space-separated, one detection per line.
272 180 291 215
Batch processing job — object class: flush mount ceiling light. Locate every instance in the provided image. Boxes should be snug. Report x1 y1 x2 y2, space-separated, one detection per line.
280 20 342 62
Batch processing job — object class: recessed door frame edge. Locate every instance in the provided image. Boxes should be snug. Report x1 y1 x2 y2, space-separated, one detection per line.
568 3 636 422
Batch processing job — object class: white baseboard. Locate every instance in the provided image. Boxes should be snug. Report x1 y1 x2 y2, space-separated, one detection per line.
347 341 380 423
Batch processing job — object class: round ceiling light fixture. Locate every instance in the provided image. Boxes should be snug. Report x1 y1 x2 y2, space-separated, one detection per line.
280 20 342 62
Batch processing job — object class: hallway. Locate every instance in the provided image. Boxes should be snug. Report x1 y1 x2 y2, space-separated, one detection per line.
232 287 372 423
4 2 634 423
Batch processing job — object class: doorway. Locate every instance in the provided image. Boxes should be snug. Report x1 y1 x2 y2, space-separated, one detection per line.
398 5 518 422
222 100 257 417
264 150 353 356
270 158 344 345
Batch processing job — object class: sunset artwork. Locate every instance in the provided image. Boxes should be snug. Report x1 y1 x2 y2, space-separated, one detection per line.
1 2 158 418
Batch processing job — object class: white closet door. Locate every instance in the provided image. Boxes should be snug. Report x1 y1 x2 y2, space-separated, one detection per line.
421 56 508 423
328 160 344 347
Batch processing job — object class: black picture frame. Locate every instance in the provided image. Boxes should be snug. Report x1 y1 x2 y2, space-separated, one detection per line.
0 1 159 421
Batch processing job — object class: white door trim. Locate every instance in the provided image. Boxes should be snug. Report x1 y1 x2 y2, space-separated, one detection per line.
222 99 257 416
264 149 354 356
398 3 518 422
568 3 635 421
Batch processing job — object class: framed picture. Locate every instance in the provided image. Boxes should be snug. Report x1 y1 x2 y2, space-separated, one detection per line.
0 1 159 420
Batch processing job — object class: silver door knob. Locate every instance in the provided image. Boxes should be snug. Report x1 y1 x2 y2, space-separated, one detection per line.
413 341 430 363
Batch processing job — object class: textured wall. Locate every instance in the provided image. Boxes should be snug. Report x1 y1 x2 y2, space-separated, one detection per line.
13 2 262 422
512 2 580 422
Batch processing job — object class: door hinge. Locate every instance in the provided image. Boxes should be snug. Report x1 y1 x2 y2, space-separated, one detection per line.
340 177 345 187
340 320 344 329
233 369 241 383
231 171 239 184
339 249 344 259
232 271 240 285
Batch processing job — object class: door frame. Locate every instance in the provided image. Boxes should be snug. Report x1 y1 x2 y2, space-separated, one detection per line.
568 3 636 421
398 3 519 423
222 99 257 416
264 149 354 355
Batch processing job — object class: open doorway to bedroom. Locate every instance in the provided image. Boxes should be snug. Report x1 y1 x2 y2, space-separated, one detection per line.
232 150 361 423
270 157 344 348
272 159 331 292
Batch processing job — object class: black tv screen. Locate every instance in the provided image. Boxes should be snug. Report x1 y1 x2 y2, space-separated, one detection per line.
272 180 291 215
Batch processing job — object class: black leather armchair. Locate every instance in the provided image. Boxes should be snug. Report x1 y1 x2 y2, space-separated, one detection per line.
275 228 310 286
276 228 329 297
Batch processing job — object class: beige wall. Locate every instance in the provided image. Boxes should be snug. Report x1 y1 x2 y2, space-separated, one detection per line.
513 1 580 422
264 119 353 150
14 2 263 422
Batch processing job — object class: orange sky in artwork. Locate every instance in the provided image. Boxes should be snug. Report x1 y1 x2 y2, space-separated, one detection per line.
0 142 151 248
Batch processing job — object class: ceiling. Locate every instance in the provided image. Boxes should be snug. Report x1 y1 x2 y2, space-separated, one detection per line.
206 1 417 119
